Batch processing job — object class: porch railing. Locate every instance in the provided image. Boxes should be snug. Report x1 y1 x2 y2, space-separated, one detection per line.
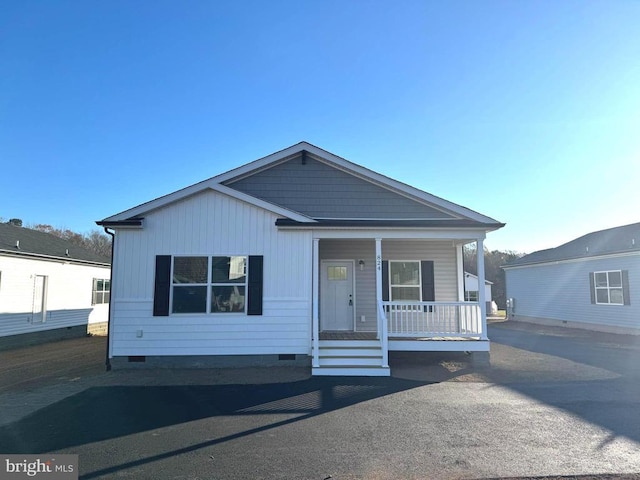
382 301 483 337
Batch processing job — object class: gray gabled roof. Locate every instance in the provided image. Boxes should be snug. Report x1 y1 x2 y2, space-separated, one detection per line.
99 142 504 232
503 222 640 268
0 223 110 266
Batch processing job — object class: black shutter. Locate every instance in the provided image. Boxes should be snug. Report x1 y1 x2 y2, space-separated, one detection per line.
622 270 631 305
589 272 596 304
153 255 171 316
247 255 263 315
382 260 389 301
421 261 435 301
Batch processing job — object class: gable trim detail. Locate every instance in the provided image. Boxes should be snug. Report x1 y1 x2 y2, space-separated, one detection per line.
101 182 316 224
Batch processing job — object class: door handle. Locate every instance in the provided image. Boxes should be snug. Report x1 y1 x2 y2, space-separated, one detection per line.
348 294 353 306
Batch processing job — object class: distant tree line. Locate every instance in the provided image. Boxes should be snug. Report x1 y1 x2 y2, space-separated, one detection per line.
1 217 111 259
463 245 523 309
30 224 112 259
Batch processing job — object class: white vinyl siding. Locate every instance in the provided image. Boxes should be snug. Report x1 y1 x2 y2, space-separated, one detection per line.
319 239 458 332
505 254 639 331
109 189 312 357
383 240 458 302
0 255 110 337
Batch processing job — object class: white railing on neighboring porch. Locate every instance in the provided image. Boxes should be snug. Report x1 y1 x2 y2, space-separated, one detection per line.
382 301 483 337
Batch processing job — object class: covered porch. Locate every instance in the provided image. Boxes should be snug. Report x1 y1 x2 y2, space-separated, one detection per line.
310 233 490 376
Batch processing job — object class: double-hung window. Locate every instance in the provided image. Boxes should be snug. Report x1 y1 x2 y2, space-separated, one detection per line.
92 278 111 305
171 256 247 314
389 261 421 301
593 270 624 305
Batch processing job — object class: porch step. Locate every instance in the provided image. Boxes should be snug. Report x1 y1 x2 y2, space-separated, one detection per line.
312 365 390 376
312 340 390 377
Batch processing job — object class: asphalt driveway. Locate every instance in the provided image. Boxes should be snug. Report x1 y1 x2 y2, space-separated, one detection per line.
0 323 639 480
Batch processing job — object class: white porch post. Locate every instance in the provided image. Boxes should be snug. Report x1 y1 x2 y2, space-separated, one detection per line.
375 238 382 337
312 238 320 367
476 237 488 340
375 238 389 368
456 243 465 302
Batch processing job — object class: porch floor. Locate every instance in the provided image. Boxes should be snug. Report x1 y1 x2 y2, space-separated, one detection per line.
319 331 482 341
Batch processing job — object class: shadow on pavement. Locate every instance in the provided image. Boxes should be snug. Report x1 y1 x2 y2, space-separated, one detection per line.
487 322 640 445
0 376 428 478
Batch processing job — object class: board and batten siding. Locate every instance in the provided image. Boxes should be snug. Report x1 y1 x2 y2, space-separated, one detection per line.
505 253 639 332
318 239 459 332
0 255 110 338
110 189 313 357
226 156 455 220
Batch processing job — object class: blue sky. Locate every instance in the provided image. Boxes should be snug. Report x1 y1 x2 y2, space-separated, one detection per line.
2 0 639 253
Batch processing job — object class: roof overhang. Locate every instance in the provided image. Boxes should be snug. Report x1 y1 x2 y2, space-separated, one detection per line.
96 218 144 229
276 218 505 230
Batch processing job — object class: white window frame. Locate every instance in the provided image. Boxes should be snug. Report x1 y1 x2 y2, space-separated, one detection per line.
464 290 478 302
593 270 624 305
170 255 248 315
388 260 422 301
92 278 111 305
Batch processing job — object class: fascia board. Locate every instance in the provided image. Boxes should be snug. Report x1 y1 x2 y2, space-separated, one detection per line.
100 180 315 223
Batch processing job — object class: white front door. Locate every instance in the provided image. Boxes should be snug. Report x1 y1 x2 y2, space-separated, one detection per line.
320 261 354 331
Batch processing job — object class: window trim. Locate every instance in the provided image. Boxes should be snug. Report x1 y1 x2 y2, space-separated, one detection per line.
91 277 111 305
464 290 479 302
388 260 422 302
593 270 624 305
170 255 248 315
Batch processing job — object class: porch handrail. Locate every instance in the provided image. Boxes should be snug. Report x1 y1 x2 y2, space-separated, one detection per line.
377 300 389 368
383 301 483 337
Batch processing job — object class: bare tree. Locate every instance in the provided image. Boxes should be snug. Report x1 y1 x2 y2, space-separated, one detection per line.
28 223 111 259
463 244 523 309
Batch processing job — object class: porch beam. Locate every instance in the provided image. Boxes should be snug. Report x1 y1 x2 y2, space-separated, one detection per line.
307 229 488 240
476 237 488 340
312 238 320 367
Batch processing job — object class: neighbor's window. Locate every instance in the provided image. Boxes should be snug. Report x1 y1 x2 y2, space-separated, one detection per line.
465 290 479 302
92 278 111 305
172 256 247 314
594 270 624 305
389 261 421 301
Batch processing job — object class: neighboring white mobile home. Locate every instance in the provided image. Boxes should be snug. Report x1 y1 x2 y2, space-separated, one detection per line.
98 142 504 375
463 272 496 315
503 222 639 334
0 221 111 350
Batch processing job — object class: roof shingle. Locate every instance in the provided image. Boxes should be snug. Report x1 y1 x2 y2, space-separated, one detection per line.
504 222 640 268
0 223 110 265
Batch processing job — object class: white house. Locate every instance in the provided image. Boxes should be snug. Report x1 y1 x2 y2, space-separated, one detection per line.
503 222 639 335
98 142 504 375
463 272 496 314
0 221 111 350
